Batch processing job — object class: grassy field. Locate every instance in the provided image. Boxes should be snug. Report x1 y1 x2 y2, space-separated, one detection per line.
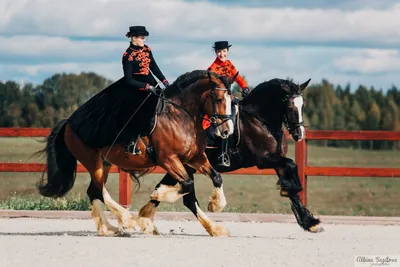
0 137 399 216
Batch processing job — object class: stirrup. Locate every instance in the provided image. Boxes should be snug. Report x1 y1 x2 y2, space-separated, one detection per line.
218 153 230 167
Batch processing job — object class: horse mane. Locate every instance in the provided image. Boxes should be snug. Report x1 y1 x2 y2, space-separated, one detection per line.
164 70 230 98
251 78 301 95
240 78 300 107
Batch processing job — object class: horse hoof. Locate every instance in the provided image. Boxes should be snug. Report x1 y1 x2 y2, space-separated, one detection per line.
153 226 160 235
97 226 123 237
138 217 158 235
207 201 222 213
209 223 230 237
308 224 324 233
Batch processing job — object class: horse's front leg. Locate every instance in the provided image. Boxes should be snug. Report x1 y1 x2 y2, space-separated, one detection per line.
138 154 230 237
257 155 323 233
188 152 227 213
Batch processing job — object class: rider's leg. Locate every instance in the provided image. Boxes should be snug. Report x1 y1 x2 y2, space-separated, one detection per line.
218 138 230 167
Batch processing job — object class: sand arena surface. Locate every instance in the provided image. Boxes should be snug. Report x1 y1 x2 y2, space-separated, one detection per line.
0 216 399 267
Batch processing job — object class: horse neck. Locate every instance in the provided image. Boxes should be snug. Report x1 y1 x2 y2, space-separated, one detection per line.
169 80 208 115
241 90 285 132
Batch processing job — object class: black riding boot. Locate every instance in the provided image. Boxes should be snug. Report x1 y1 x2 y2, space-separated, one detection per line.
218 138 230 167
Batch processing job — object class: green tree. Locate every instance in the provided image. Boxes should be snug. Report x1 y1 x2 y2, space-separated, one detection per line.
365 101 381 149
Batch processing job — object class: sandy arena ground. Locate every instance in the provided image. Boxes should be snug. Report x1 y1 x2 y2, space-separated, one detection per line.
0 214 400 267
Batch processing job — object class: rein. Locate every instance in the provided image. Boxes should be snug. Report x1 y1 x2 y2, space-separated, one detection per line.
151 83 231 127
104 72 232 159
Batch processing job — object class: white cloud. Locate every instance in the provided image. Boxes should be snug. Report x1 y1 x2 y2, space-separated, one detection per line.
1 0 400 90
0 62 122 84
1 0 400 48
0 35 125 59
1 40 398 90
334 49 400 74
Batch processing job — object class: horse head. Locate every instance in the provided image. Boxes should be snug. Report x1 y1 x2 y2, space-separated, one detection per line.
199 71 235 139
164 70 234 139
281 78 311 142
241 77 311 142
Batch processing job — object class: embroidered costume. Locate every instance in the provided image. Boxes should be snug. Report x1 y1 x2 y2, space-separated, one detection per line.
204 41 251 167
68 26 168 150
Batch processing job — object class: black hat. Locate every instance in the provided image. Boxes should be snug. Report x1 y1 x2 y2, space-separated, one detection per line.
126 26 149 37
212 41 232 50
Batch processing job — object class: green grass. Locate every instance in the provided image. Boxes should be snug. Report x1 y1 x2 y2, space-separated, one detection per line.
0 137 399 216
0 193 91 210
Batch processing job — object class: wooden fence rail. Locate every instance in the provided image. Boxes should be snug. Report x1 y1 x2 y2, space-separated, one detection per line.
1 128 399 207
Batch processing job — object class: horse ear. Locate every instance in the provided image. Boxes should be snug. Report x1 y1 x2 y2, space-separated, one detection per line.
300 78 311 91
232 71 239 84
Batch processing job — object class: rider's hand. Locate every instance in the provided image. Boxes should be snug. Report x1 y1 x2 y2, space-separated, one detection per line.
149 85 163 95
242 87 250 97
148 85 157 94
163 80 170 88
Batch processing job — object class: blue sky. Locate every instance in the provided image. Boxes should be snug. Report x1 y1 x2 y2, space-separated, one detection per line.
1 0 399 91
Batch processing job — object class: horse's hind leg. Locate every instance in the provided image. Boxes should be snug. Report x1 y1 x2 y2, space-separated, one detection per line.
64 125 139 235
89 160 139 233
87 162 119 236
98 159 153 235
259 155 323 233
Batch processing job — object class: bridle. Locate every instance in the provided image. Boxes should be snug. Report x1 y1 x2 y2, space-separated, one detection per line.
149 71 232 128
239 92 304 135
282 94 304 134
206 87 232 127
200 71 232 127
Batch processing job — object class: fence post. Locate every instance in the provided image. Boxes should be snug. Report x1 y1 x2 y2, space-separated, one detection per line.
119 169 131 208
295 135 307 206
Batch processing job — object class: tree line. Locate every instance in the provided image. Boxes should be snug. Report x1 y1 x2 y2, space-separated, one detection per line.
1 72 399 150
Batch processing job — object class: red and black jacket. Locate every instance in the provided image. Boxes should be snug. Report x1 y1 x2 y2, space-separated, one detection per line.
122 42 167 90
207 57 248 89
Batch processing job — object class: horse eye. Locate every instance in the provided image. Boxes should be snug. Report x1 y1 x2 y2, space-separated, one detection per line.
217 98 223 103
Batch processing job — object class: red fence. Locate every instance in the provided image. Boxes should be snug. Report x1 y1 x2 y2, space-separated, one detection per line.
1 128 400 207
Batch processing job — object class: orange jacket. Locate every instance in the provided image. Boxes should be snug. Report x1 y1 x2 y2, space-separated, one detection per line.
202 58 247 130
207 57 248 89
202 114 211 130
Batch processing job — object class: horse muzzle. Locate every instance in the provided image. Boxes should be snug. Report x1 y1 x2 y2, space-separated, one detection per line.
215 119 234 139
291 125 305 142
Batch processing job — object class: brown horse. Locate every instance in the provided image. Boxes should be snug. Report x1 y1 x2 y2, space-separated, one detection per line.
135 78 324 236
36 70 237 237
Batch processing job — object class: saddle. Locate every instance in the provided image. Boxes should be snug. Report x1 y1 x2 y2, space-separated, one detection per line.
125 95 165 157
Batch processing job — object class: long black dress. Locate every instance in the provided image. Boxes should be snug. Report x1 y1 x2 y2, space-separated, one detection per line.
68 43 167 148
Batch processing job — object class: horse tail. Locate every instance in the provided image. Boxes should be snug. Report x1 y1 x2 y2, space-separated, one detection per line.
36 119 77 198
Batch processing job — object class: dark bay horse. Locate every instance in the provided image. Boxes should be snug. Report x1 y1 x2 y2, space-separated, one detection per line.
36 70 237 236
137 78 323 236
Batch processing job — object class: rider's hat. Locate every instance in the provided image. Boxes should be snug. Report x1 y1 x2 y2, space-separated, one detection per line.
126 26 149 37
212 41 232 50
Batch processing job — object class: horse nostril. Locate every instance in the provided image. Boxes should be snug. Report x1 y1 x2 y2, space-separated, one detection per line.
223 130 229 136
